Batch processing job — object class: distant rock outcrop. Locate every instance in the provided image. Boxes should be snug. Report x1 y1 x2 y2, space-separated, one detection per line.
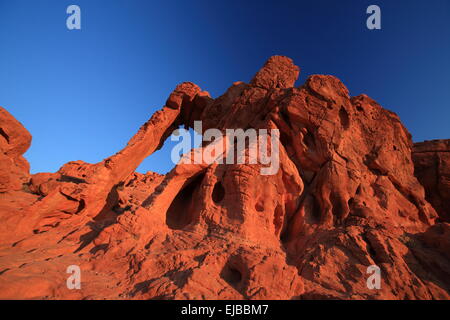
0 56 449 300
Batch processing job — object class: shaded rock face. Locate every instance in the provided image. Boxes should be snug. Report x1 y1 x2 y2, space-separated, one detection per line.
0 56 449 300
413 140 450 223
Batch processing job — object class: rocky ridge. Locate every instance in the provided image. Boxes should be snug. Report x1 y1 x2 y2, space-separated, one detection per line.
0 56 449 299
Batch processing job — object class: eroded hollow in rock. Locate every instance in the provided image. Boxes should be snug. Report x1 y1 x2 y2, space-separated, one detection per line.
255 198 264 212
339 106 350 130
220 262 243 290
166 173 205 230
212 181 225 203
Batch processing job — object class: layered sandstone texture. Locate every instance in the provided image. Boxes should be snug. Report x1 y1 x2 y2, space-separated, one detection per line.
0 56 449 300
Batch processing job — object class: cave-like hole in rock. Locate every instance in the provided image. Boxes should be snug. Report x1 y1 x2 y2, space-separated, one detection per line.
348 197 355 207
212 181 225 203
339 106 350 130
0 127 9 143
166 173 205 230
255 199 264 212
280 229 289 244
310 195 322 223
220 263 243 289
331 193 344 218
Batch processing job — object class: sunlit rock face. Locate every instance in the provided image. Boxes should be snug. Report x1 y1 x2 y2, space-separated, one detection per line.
0 56 449 300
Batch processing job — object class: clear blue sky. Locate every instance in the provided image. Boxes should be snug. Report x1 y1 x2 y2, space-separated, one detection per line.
0 0 449 174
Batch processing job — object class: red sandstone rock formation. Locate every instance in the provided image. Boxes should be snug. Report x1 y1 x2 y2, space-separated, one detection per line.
413 140 450 223
0 107 31 193
0 56 449 300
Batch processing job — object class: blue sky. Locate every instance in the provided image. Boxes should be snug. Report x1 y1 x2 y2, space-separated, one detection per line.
0 0 449 174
